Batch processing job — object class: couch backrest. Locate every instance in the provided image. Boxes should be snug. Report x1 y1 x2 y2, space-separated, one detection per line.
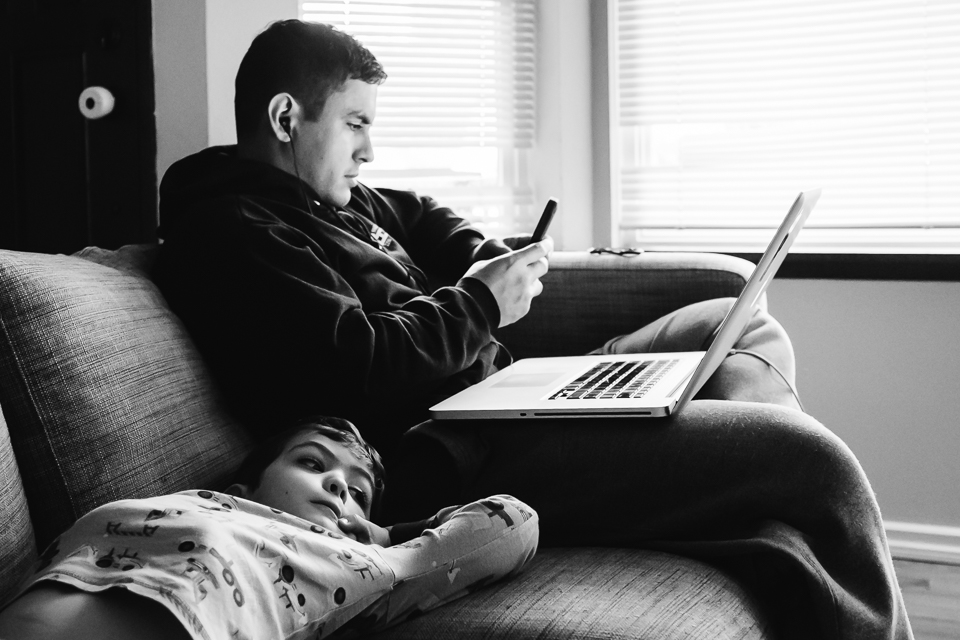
0 246 254 570
0 405 36 605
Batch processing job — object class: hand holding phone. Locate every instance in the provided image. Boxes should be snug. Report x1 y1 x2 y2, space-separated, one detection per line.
531 198 558 242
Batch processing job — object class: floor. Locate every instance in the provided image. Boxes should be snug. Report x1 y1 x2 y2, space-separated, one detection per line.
894 558 960 640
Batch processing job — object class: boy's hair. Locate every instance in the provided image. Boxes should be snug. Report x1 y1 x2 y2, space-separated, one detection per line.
234 19 387 138
232 415 386 513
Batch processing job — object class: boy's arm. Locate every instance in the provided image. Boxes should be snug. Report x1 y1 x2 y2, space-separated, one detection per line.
336 506 460 546
333 496 539 637
384 505 462 546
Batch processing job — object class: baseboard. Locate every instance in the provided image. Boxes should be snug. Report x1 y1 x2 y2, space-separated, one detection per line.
885 521 960 565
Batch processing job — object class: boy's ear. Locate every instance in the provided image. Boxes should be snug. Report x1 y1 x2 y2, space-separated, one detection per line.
224 483 250 499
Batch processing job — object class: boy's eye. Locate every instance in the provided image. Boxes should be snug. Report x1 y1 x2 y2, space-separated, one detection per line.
349 487 369 508
299 457 324 472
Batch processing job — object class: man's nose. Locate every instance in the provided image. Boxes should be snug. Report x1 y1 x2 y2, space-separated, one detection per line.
357 131 374 164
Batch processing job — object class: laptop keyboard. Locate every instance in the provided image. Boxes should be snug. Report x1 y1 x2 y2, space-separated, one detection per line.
548 359 679 400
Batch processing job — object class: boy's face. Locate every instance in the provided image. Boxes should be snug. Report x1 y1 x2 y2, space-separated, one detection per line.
244 430 376 530
295 78 377 208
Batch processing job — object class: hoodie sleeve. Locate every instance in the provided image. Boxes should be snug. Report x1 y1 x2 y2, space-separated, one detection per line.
156 191 504 433
348 185 487 284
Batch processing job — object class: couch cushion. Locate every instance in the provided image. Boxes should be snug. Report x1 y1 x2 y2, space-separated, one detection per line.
372 547 771 640
497 251 760 359
0 248 254 550
0 405 36 607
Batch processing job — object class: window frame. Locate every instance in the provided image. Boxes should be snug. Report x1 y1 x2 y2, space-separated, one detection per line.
594 0 960 281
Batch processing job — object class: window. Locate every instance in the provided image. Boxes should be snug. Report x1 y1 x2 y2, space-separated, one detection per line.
301 0 537 238
610 0 960 254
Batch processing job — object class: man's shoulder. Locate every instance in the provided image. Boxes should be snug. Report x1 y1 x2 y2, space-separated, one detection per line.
347 183 449 226
349 182 415 211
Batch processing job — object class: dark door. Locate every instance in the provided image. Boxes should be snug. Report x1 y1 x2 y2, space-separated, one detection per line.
1 0 156 254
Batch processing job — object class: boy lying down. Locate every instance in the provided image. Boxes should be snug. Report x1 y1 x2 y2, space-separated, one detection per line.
0 417 539 640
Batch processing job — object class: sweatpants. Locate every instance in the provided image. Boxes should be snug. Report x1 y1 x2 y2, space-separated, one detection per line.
385 298 913 640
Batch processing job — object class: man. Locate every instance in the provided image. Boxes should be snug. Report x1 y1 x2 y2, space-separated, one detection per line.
156 19 912 640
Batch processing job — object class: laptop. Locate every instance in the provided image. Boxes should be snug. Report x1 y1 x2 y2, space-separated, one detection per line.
430 189 821 420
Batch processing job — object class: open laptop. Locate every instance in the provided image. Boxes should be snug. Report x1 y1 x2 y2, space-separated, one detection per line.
430 189 821 420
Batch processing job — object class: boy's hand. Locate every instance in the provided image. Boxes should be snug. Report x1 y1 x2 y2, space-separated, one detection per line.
337 514 391 546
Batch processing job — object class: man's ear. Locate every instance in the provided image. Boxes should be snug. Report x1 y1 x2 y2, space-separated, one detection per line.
224 483 251 499
267 93 298 143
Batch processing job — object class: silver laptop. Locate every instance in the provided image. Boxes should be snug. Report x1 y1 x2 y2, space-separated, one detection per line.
430 189 821 420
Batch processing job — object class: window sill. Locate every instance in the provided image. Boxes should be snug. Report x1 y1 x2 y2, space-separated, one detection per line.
725 253 960 282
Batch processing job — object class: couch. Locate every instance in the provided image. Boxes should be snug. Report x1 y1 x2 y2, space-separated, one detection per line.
0 244 773 639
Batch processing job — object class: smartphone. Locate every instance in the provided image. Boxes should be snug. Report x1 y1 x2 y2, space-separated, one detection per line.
531 198 558 242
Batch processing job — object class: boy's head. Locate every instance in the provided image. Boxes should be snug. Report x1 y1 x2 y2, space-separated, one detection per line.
234 19 386 141
227 416 385 530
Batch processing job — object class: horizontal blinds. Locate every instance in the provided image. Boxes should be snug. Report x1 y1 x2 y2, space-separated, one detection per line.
613 0 960 252
302 0 536 148
301 1 537 239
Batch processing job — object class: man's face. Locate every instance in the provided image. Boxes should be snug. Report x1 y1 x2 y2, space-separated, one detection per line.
294 78 377 208
245 430 376 530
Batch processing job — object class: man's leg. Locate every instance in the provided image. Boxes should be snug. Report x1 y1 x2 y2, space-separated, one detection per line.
594 297 802 410
388 404 912 640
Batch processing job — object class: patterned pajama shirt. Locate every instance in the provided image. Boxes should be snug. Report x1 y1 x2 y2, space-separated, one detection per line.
8 491 538 640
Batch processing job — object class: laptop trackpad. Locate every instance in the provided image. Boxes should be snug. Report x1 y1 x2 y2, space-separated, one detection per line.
491 372 566 389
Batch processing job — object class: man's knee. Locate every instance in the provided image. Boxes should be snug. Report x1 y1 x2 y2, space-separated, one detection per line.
765 408 875 513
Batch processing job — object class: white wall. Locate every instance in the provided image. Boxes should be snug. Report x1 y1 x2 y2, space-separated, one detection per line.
205 0 299 147
534 1 595 251
152 0 297 184
769 279 960 527
152 0 207 189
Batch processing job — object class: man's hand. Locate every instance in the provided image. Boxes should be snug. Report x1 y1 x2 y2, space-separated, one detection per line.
461 238 553 328
471 233 554 263
500 233 543 251
337 514 391 546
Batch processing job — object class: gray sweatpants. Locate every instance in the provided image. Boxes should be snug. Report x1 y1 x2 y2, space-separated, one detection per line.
387 298 913 640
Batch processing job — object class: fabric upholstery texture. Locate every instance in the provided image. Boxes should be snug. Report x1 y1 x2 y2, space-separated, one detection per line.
497 251 759 359
372 547 769 640
0 249 254 550
0 406 36 606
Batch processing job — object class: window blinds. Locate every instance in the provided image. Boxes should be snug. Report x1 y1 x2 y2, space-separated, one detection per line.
612 0 960 253
302 1 537 237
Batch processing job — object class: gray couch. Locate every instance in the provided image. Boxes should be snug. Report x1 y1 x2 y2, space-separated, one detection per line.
0 245 773 639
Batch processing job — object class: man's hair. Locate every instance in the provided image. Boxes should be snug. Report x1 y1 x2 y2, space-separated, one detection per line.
234 19 387 138
232 415 386 514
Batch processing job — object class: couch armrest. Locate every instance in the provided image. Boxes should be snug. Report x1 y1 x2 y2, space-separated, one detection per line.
495 251 758 359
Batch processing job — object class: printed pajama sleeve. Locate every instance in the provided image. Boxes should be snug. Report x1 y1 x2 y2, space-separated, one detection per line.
336 495 539 636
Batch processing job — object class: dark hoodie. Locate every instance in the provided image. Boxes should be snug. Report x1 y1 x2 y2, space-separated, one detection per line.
156 146 508 455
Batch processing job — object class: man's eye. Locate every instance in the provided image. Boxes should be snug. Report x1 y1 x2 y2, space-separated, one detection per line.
348 122 363 131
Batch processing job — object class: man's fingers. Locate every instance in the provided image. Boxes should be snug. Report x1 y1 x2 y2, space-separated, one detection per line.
514 239 551 262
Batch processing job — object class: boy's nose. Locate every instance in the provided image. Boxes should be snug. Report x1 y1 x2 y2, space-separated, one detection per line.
324 473 347 503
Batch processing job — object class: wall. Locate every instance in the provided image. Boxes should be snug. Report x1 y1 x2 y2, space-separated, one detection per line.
151 0 297 184
769 279 960 555
534 1 594 251
152 0 207 189
205 0 298 147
